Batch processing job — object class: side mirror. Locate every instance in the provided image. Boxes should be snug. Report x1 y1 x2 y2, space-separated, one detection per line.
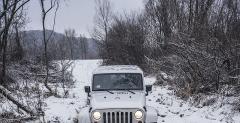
84 86 91 97
146 85 152 96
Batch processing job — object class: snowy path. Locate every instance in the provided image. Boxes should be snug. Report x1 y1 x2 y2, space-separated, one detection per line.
41 60 239 123
43 60 101 122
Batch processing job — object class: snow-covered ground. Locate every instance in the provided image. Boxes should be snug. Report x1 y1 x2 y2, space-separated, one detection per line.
148 85 240 123
33 60 240 123
41 60 101 122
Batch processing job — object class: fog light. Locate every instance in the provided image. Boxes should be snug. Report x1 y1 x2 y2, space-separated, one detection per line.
134 110 143 119
93 111 101 120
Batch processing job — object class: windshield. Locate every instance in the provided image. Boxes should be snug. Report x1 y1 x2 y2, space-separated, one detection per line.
92 73 143 91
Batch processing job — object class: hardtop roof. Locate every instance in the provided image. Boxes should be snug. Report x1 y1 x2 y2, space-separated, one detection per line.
93 65 143 74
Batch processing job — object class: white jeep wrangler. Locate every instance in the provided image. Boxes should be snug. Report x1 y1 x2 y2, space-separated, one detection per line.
78 65 158 123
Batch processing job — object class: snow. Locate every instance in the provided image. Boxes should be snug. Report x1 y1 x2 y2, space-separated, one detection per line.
26 59 240 123
93 65 143 74
148 85 240 123
42 60 102 122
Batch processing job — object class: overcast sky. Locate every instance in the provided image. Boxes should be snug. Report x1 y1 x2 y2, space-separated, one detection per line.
26 0 144 37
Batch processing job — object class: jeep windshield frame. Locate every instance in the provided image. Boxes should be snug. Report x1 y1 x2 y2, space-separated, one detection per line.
92 73 143 91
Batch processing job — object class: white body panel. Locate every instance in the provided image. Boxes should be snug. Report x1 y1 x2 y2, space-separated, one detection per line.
78 107 91 123
90 91 145 109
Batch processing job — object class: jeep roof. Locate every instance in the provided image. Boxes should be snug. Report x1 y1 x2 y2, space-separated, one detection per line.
93 65 143 74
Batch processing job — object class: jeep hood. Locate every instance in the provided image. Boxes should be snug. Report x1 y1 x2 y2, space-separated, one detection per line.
90 91 146 109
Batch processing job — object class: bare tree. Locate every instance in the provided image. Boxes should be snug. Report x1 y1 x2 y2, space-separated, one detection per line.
39 0 59 94
101 13 146 68
144 0 181 59
0 0 31 84
10 6 26 61
93 0 112 41
142 0 240 97
64 28 76 59
79 35 88 59
0 0 42 118
92 0 112 60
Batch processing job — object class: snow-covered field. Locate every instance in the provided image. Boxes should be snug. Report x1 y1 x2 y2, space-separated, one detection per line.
33 60 240 123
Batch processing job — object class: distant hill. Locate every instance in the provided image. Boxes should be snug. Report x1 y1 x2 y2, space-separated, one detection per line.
21 30 100 59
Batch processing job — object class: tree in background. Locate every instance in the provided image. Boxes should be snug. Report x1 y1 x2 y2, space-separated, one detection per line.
92 0 112 60
64 29 76 59
0 0 42 118
0 0 31 85
10 7 26 61
143 0 240 97
39 0 59 94
100 13 147 69
79 35 88 59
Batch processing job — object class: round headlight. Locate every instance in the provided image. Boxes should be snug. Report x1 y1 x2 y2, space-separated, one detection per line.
134 110 143 119
93 111 101 120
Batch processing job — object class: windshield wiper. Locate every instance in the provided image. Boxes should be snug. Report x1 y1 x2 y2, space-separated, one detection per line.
106 90 114 94
126 90 135 94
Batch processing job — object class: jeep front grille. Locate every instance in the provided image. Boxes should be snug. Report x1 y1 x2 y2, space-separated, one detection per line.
92 109 144 123
102 111 133 123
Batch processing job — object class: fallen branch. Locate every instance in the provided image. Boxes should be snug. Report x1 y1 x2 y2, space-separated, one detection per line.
0 116 37 122
0 85 37 116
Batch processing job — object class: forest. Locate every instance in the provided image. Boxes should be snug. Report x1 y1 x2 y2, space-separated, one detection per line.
96 0 240 97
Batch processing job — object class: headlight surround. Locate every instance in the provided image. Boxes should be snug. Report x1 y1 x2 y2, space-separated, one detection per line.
134 110 144 120
92 111 101 121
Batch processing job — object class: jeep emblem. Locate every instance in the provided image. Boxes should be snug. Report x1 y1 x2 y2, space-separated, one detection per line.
115 97 120 99
117 92 128 94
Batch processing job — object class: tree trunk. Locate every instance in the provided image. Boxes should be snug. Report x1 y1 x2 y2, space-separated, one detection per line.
188 0 193 31
43 21 52 94
1 31 8 84
14 26 24 60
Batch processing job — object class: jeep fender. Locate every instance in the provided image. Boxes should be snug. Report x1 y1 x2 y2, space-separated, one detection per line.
146 106 158 123
78 106 91 123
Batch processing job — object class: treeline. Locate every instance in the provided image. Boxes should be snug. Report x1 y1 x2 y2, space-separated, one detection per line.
94 0 240 96
22 29 90 61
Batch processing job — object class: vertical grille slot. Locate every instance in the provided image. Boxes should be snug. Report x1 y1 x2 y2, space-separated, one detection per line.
130 112 132 123
108 112 111 123
117 112 119 123
103 112 106 123
121 112 124 122
102 111 133 123
112 112 115 123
